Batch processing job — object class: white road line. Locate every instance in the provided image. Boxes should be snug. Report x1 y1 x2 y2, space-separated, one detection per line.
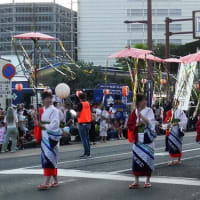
19 143 200 169
0 168 200 186
111 155 200 174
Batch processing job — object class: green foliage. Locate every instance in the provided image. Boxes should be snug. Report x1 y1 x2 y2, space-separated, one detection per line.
39 60 131 92
134 43 147 50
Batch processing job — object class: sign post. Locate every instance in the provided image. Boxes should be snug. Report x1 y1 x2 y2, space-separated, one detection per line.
0 60 15 109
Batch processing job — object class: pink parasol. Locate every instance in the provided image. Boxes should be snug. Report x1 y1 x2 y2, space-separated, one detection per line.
14 32 56 40
108 48 152 58
137 54 163 62
164 58 182 63
180 52 200 64
13 32 56 116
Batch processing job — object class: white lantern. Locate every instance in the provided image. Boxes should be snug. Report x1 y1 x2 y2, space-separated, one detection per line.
55 83 70 99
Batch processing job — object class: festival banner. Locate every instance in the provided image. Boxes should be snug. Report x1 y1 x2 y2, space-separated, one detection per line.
175 62 197 111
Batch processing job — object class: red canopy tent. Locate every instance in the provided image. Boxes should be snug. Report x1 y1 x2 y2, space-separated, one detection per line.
108 48 152 58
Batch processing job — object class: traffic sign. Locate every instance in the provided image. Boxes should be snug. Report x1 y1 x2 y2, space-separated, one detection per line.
193 10 200 39
2 64 16 80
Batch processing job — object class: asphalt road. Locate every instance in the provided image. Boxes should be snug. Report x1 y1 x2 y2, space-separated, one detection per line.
1 132 200 200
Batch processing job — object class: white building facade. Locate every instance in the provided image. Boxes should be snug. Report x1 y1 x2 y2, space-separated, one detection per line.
78 0 200 66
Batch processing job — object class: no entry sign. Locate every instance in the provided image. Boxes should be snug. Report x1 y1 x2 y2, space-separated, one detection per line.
2 64 16 80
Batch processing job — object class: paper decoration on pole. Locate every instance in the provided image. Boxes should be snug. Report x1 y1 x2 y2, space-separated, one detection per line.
122 86 129 96
55 83 70 99
160 79 167 85
76 90 82 97
15 83 23 91
141 78 147 84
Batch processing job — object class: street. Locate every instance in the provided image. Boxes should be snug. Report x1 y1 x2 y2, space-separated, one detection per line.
1 132 200 200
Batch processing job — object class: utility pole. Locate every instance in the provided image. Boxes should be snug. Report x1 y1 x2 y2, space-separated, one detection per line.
70 0 74 59
147 0 153 51
124 0 153 106
165 17 193 97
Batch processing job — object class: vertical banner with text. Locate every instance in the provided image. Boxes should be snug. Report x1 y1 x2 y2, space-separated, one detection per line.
175 62 197 111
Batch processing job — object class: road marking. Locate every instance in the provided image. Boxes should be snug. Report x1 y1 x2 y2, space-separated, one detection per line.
0 168 200 187
111 155 200 174
24 142 199 169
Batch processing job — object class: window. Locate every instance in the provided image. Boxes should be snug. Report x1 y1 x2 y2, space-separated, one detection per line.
169 9 182 16
127 9 143 17
35 7 53 13
127 24 145 32
152 24 165 32
127 9 182 17
157 9 168 16
0 17 13 23
16 7 32 12
170 24 182 32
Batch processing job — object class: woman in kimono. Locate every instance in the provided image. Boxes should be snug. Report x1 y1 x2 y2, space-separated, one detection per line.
164 100 188 166
127 94 156 189
37 92 62 190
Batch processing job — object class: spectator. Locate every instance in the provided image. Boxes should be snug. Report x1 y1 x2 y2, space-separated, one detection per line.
109 104 116 122
0 107 4 121
1 107 18 153
77 93 92 159
119 119 125 139
89 113 97 145
100 108 109 143
65 104 73 127
24 110 33 142
18 107 27 150
95 104 102 124
0 122 6 151
113 119 121 139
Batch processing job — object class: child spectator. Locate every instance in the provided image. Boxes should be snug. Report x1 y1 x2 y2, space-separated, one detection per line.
100 108 109 143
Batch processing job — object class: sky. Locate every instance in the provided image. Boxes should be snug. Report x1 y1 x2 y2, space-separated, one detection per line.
0 0 78 10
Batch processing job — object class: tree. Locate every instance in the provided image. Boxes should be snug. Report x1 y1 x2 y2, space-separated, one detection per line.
39 61 131 92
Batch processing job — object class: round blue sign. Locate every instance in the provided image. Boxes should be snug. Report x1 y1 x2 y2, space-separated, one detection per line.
2 64 16 80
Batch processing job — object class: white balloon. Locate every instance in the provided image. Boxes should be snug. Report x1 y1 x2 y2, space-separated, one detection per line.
70 109 77 118
55 83 70 99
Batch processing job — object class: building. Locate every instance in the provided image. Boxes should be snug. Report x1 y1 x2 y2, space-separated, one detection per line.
0 2 77 67
78 0 200 66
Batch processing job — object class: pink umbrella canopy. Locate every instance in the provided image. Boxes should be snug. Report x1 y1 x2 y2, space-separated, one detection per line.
164 58 182 63
180 52 200 64
108 48 152 59
14 32 56 40
137 54 163 62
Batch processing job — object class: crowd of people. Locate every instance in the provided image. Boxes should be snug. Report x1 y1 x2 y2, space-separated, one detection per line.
0 95 129 153
0 103 35 153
